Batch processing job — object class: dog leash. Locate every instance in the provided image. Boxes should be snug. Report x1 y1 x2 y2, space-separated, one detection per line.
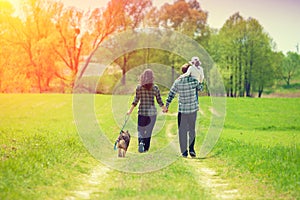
120 114 130 133
114 114 130 150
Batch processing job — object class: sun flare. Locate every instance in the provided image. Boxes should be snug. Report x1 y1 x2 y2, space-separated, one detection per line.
2 0 20 10
5 0 19 5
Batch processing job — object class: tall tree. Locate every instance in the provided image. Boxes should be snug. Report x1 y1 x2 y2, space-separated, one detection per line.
0 0 42 92
280 51 300 86
50 0 129 91
51 2 85 89
113 0 153 85
3 0 60 92
216 13 246 97
0 0 15 92
75 0 132 90
211 13 274 97
244 18 275 97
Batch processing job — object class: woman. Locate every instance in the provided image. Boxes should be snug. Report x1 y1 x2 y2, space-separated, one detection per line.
127 69 166 153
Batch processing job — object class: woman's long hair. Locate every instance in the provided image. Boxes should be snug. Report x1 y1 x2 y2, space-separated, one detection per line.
140 69 154 90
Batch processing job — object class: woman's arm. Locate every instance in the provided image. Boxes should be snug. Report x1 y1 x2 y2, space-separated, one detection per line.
127 104 135 115
154 86 164 107
154 86 168 113
127 86 140 115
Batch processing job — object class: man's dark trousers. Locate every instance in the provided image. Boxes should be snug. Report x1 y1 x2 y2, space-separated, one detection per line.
177 112 197 155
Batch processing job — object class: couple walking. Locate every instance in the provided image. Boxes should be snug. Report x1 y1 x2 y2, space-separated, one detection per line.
127 57 204 158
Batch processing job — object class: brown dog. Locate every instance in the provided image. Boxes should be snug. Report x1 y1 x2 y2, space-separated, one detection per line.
116 130 131 157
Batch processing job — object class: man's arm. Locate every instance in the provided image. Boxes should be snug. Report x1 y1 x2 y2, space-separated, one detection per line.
165 82 178 109
187 77 203 91
197 81 203 91
178 65 192 79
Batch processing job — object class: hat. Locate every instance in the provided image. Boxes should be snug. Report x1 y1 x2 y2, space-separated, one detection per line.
189 56 201 65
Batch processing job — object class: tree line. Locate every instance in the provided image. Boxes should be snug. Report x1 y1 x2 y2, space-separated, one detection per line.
0 0 299 96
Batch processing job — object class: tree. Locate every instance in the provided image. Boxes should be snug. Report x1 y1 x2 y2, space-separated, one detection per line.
1 0 61 92
0 0 14 92
280 52 300 86
210 13 275 97
51 2 85 90
215 13 246 97
0 0 36 92
50 0 130 91
158 0 207 38
112 0 153 85
0 0 154 92
244 17 274 97
75 0 133 91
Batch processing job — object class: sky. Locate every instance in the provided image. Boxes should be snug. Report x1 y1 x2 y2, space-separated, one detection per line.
9 0 300 54
59 0 300 54
199 0 300 54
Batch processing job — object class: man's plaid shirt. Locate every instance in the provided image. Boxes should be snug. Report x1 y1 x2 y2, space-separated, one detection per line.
132 84 164 116
166 77 202 113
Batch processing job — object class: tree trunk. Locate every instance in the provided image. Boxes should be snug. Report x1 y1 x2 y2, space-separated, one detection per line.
245 69 251 97
238 49 244 97
172 66 175 83
234 60 238 97
286 76 291 86
37 74 42 93
45 77 51 92
244 69 250 97
230 74 234 97
245 82 251 97
247 54 254 97
239 62 243 97
258 85 263 98
121 55 127 85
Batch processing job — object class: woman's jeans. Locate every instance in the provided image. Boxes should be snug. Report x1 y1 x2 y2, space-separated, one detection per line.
138 115 157 151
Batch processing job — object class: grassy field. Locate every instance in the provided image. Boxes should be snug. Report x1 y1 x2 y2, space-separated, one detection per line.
0 94 299 199
208 98 300 199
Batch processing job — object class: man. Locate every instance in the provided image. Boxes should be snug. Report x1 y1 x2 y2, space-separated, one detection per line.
164 63 202 158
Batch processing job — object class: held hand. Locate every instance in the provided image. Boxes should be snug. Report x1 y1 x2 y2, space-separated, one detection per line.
162 106 168 113
127 105 134 115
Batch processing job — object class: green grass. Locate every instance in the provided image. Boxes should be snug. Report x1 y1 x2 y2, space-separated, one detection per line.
0 94 99 199
0 94 299 199
0 94 211 199
210 98 300 198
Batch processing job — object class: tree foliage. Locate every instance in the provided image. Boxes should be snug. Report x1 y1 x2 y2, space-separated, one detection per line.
208 13 276 97
0 0 298 96
158 0 207 38
280 52 300 86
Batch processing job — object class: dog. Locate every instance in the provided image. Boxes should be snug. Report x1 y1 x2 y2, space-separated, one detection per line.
115 130 131 157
